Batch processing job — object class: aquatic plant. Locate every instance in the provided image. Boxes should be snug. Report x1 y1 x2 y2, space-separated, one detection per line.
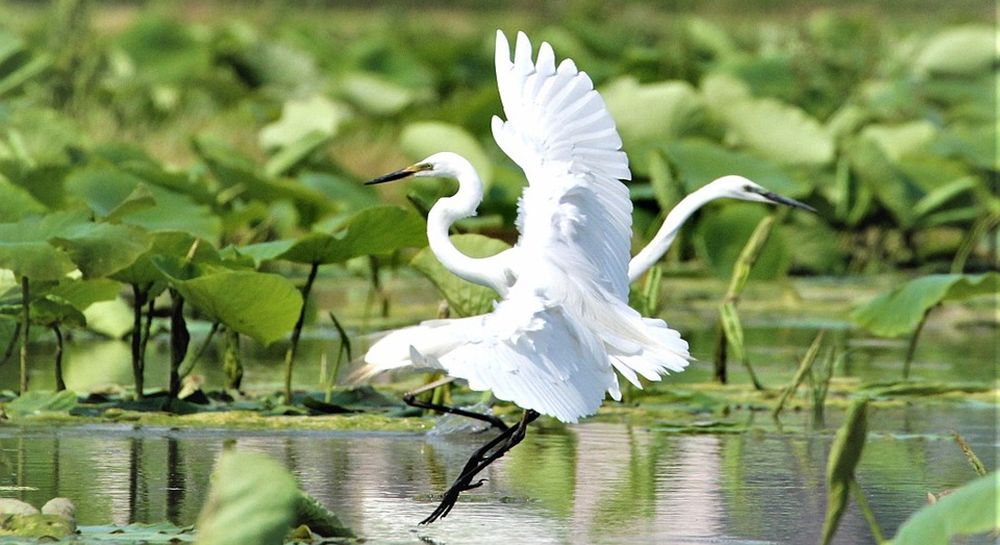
851 272 999 378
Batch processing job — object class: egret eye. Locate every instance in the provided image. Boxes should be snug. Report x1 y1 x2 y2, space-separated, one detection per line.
743 184 755 192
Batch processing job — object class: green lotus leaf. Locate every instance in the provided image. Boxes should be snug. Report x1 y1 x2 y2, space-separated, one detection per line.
850 272 1000 337
890 472 999 545
411 234 509 317
400 121 493 187
194 451 298 545
241 206 426 266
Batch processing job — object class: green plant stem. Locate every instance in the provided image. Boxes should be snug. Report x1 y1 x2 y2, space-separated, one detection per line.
850 479 886 544
368 255 389 318
772 332 824 419
951 214 997 273
810 348 836 426
952 431 987 476
179 321 220 379
1 322 20 365
52 324 65 392
19 276 29 394
284 262 319 403
222 327 242 390
903 307 932 379
139 296 153 372
168 289 189 401
130 284 148 400
714 214 776 388
325 311 351 402
713 329 728 383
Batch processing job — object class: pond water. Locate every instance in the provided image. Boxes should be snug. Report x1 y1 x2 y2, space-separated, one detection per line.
1 276 996 543
3 404 995 545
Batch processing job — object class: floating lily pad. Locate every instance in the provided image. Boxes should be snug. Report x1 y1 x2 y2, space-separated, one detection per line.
6 390 78 416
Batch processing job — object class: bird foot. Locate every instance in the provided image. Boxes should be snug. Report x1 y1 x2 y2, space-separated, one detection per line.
419 410 538 524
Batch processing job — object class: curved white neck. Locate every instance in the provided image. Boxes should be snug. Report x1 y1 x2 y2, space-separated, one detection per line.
427 159 511 295
628 183 721 282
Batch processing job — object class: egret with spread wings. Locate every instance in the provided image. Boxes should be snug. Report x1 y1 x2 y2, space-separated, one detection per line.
356 30 812 524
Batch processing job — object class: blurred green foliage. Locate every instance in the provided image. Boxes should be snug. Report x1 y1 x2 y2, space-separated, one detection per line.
0 0 994 396
0 0 994 280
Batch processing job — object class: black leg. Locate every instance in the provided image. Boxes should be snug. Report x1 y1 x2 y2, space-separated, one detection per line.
420 409 540 524
404 377 509 431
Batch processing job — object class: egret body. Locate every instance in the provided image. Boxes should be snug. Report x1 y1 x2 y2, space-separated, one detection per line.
356 30 812 523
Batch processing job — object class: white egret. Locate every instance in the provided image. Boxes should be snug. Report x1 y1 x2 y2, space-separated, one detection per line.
355 30 812 523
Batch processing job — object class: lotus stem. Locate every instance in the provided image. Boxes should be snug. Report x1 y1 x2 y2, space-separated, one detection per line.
713 213 777 388
1 322 20 365
19 276 29 394
284 262 319 403
130 284 148 400
52 324 65 392
772 332 825 419
324 311 351 403
902 307 932 379
850 479 886 544
168 289 189 401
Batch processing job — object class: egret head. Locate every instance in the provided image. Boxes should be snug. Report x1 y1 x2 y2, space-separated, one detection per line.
710 175 816 212
365 152 471 185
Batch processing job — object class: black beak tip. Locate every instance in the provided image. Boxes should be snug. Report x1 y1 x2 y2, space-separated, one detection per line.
365 168 417 186
762 191 817 214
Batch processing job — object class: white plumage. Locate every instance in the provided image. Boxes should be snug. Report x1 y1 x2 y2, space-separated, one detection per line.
356 30 690 423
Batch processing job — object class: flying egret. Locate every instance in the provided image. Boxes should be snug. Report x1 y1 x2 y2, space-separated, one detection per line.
355 30 812 524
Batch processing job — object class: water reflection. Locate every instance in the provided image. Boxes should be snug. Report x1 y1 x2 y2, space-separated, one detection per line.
2 404 994 545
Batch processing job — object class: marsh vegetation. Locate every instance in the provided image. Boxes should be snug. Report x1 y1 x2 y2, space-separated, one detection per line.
0 1 994 544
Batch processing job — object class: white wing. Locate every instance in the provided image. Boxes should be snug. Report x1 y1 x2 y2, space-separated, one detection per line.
356 32 691 420
491 30 633 301
361 291 619 423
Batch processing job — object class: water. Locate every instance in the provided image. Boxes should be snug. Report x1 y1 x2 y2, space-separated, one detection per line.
1 277 996 543
2 404 995 544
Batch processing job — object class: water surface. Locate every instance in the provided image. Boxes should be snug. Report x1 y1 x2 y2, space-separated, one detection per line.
4 404 995 545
